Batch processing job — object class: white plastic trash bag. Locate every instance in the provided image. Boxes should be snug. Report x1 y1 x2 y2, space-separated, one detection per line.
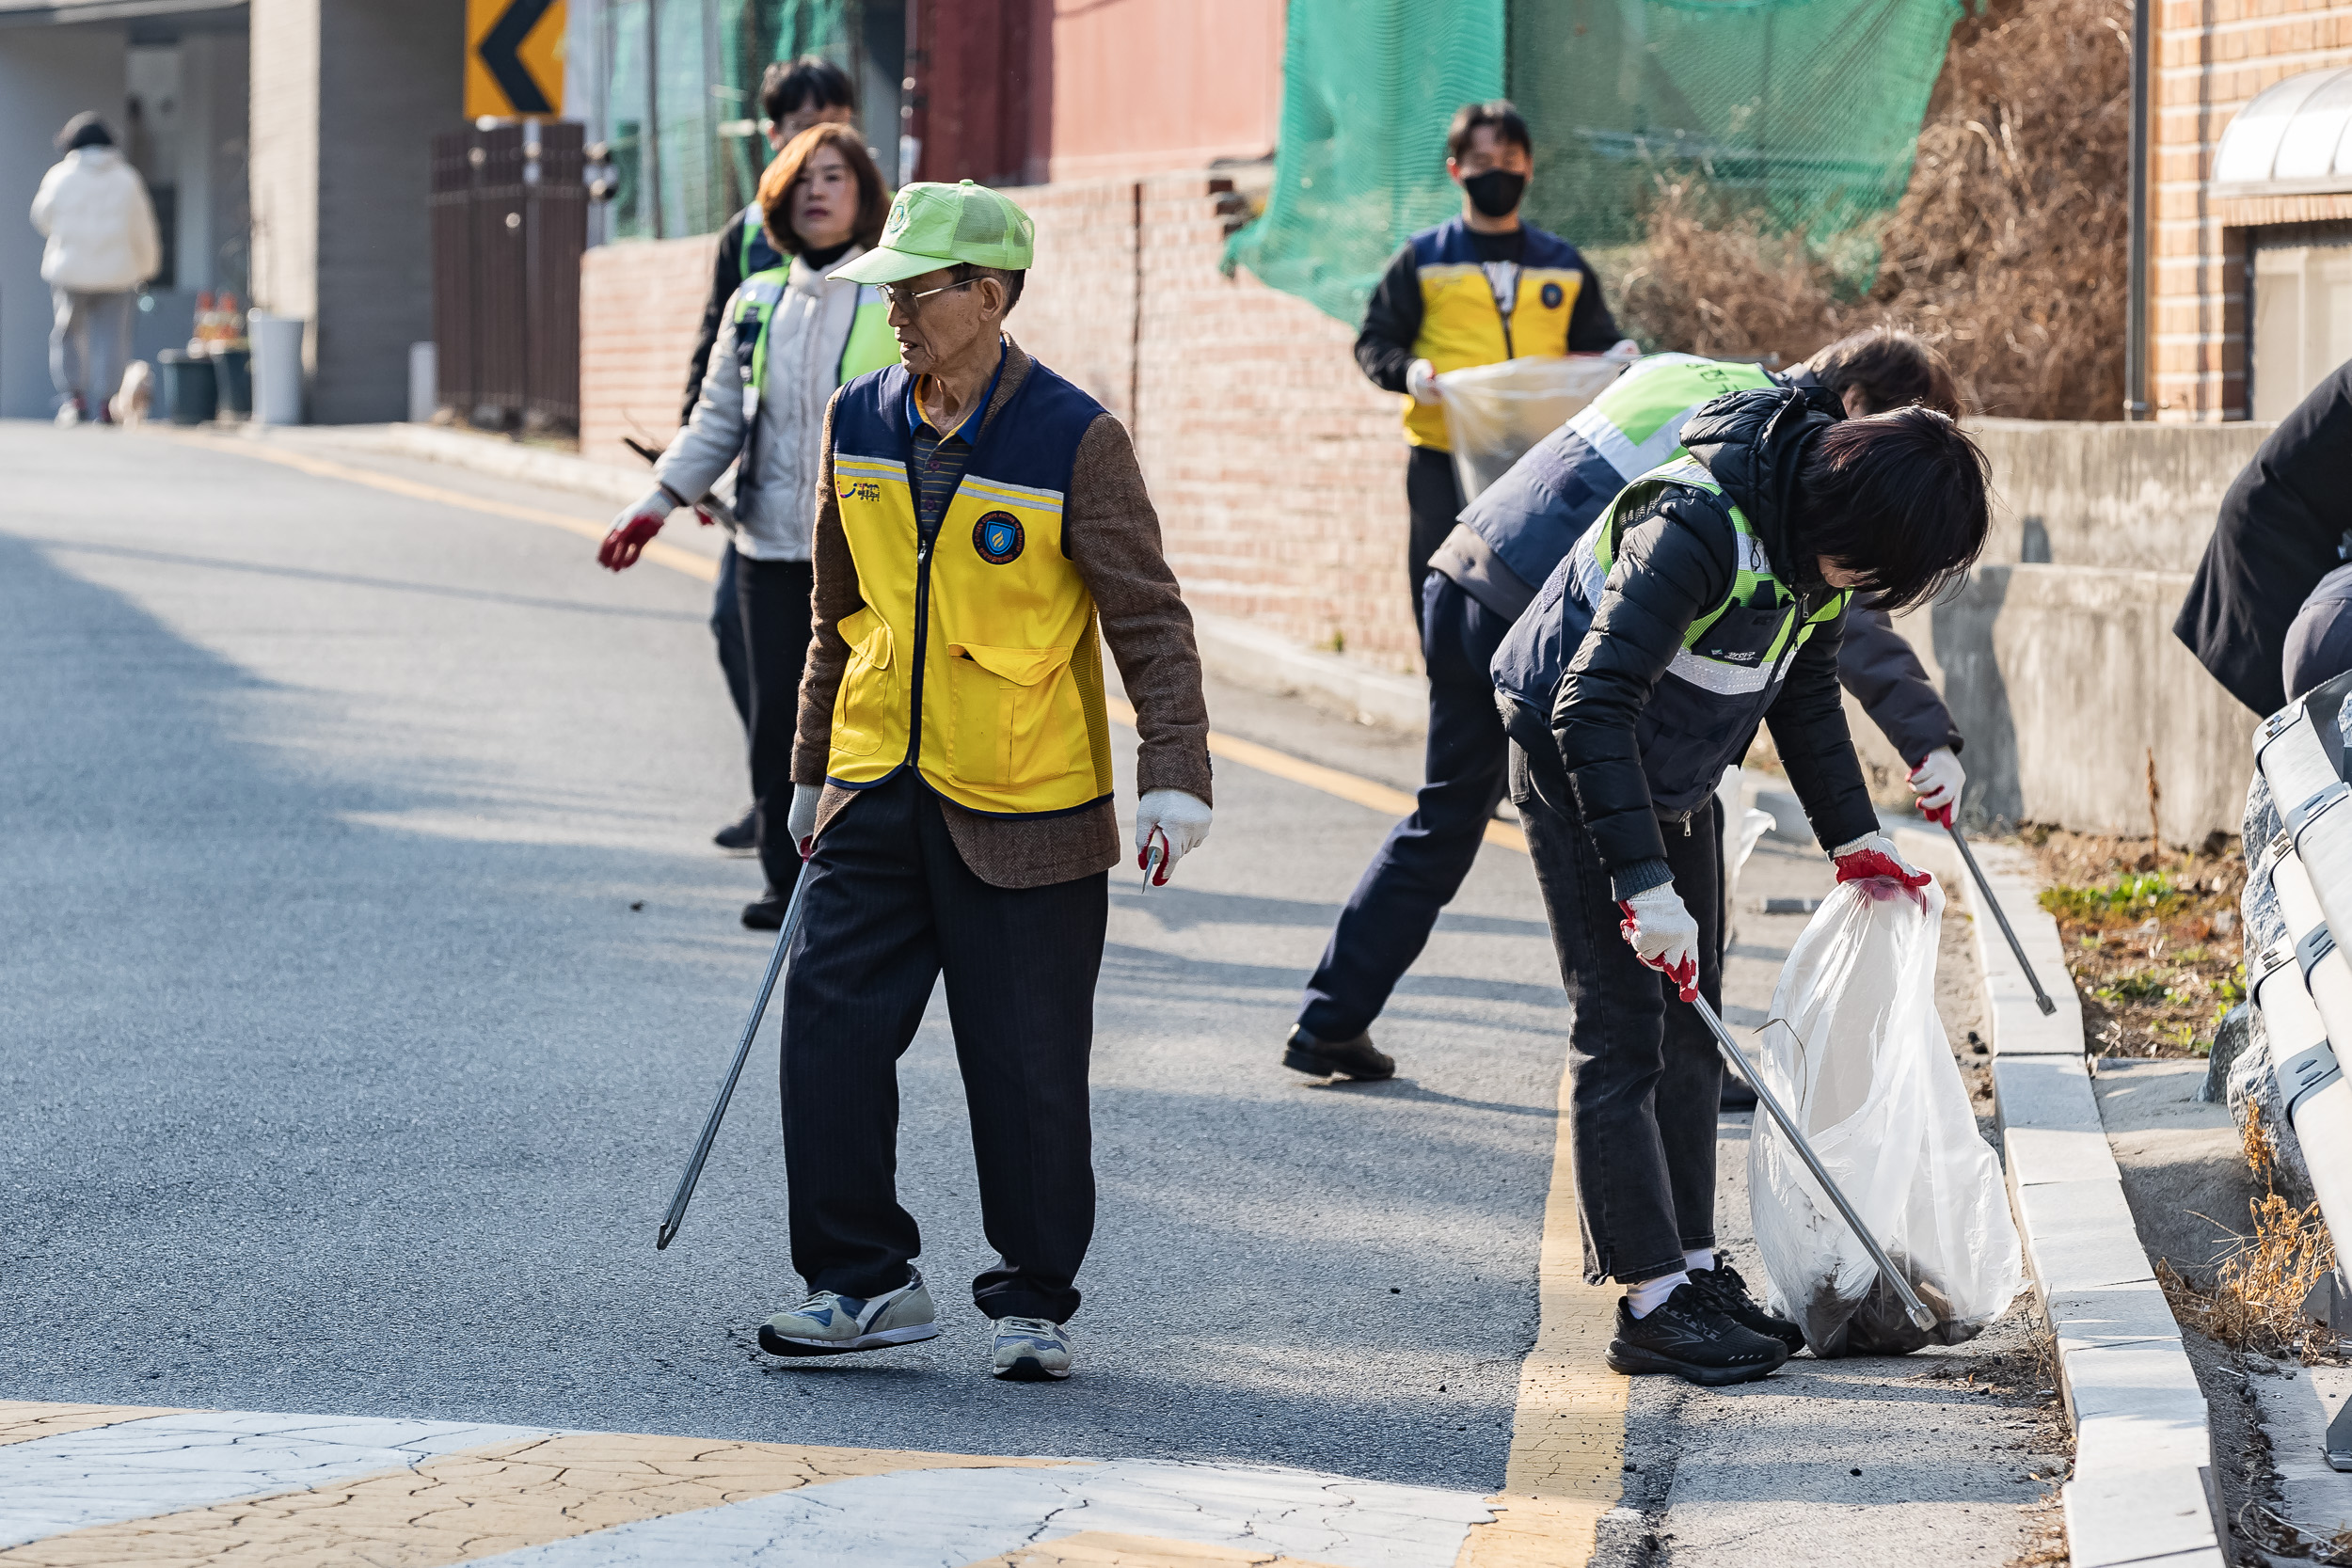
1746 876 2023 1355
1438 346 1635 500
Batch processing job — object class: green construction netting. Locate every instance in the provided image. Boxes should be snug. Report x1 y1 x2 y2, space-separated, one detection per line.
1228 0 1963 325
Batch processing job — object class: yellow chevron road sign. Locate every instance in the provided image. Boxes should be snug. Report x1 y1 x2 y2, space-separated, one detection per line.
465 0 565 119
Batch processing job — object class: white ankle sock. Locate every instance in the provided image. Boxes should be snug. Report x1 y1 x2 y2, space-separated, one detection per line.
1627 1271 1690 1318
1684 1249 1717 1275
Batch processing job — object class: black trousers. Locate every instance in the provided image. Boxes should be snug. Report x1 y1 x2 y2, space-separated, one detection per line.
712 540 752 733
735 555 815 899
777 770 1107 1322
1510 742 1725 1286
1406 446 1467 638
1298 575 1515 1041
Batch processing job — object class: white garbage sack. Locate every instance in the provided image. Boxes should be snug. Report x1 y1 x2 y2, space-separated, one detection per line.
1746 876 2023 1355
1437 345 1636 500
1715 766 1777 922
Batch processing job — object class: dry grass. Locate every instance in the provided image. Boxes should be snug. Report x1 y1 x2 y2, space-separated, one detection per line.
2158 1130 2339 1359
1611 0 2132 420
2026 826 2246 1058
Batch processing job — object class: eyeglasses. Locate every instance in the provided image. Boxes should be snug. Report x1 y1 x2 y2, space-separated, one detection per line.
876 278 977 312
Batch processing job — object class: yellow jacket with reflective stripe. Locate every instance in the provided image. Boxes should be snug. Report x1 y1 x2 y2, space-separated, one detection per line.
824 354 1115 816
1403 218 1592 450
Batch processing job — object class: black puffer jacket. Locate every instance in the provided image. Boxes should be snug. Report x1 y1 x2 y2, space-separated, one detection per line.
1543 387 1880 892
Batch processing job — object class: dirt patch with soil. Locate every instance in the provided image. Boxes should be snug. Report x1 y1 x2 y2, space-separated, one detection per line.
2025 826 2247 1059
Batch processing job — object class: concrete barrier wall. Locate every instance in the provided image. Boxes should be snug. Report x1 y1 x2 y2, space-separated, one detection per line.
1865 419 2276 843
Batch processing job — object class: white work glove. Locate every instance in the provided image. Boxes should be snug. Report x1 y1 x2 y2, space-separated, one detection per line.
1406 357 1442 405
597 489 675 571
1134 789 1213 886
1831 832 1932 890
786 782 821 856
1617 883 1701 1002
1908 747 1964 825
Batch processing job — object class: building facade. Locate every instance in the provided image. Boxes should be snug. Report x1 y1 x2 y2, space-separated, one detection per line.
2154 0 2352 420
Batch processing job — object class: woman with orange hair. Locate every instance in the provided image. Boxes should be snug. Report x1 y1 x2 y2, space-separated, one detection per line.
598 123 899 927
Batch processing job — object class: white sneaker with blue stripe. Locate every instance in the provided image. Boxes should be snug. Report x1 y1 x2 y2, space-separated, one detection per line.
757 1271 939 1357
990 1315 1073 1381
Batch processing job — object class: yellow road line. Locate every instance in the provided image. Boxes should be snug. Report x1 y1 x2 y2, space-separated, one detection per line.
0 1432 1062 1566
143 431 721 584
1104 698 1528 855
1454 1056 1629 1566
144 434 1613 1566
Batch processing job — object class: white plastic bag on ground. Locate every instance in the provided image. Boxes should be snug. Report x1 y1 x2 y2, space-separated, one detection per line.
1747 876 2023 1355
1715 766 1776 922
1437 345 1635 500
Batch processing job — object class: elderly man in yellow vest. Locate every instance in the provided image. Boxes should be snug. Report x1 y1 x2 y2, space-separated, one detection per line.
753 182 1215 1383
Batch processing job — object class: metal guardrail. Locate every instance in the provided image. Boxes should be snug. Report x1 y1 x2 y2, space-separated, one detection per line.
2248 669 2352 1469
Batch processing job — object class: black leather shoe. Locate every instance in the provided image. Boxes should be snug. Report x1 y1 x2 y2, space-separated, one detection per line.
714 807 757 854
741 892 786 930
1605 1282 1789 1386
1721 1078 1758 1112
1282 1025 1395 1081
1689 1254 1805 1355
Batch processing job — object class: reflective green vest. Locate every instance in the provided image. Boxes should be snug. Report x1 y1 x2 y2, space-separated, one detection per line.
1580 454 1849 700
735 265 900 422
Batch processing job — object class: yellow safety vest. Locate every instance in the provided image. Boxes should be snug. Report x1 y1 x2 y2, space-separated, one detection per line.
825 352 1116 816
1402 219 1590 450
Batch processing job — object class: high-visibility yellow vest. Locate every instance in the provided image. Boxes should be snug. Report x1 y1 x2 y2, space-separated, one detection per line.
824 353 1116 817
1403 218 1593 451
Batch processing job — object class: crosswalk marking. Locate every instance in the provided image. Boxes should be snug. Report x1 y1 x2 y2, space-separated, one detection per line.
0 1407 1489 1567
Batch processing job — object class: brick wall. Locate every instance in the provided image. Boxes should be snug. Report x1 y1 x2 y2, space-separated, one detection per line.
2153 0 2352 420
578 231 721 470
576 173 1421 670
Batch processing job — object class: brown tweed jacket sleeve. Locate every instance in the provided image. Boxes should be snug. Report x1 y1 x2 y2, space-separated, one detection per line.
792 340 1212 889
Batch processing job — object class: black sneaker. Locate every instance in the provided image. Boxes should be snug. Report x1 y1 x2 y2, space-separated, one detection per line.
714 807 757 854
1605 1282 1789 1386
1720 1078 1757 1112
741 891 786 930
1282 1025 1395 1081
1689 1254 1805 1355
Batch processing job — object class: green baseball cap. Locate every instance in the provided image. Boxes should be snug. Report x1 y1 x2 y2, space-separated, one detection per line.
832 180 1036 286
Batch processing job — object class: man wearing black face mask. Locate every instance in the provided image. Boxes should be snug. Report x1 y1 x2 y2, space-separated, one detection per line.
1295 101 1619 1085
1354 101 1621 642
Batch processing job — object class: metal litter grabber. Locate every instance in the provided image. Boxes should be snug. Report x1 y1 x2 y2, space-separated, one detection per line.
1686 990 1938 1332
1939 813 2058 1017
656 862 813 1250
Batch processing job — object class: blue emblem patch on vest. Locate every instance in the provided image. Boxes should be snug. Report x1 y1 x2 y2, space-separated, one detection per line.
1541 281 1564 309
974 511 1025 564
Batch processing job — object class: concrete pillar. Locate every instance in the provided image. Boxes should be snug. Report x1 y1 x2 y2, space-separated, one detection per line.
249 0 464 422
0 25 128 418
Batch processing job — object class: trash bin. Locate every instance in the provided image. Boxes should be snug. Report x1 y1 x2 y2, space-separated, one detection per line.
213 347 252 416
156 350 217 426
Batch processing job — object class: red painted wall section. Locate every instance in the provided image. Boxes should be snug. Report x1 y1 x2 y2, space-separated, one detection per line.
912 0 1050 187
1045 0 1284 182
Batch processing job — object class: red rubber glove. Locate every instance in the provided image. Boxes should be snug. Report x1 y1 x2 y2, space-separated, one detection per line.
598 491 672 571
1831 832 1932 889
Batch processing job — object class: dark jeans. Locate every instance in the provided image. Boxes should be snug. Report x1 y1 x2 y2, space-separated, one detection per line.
778 770 1108 1322
1406 445 1466 638
1297 576 1515 1042
736 555 815 898
1510 742 1725 1286
712 541 753 733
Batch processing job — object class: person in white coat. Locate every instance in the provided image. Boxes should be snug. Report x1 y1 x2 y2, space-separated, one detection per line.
30 113 160 425
596 123 899 928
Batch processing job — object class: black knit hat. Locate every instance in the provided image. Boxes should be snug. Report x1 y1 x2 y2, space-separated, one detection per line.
56 112 113 151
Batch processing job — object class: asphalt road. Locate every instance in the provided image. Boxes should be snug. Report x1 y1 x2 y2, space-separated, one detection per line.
0 420 1560 1492
0 420 2065 1561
